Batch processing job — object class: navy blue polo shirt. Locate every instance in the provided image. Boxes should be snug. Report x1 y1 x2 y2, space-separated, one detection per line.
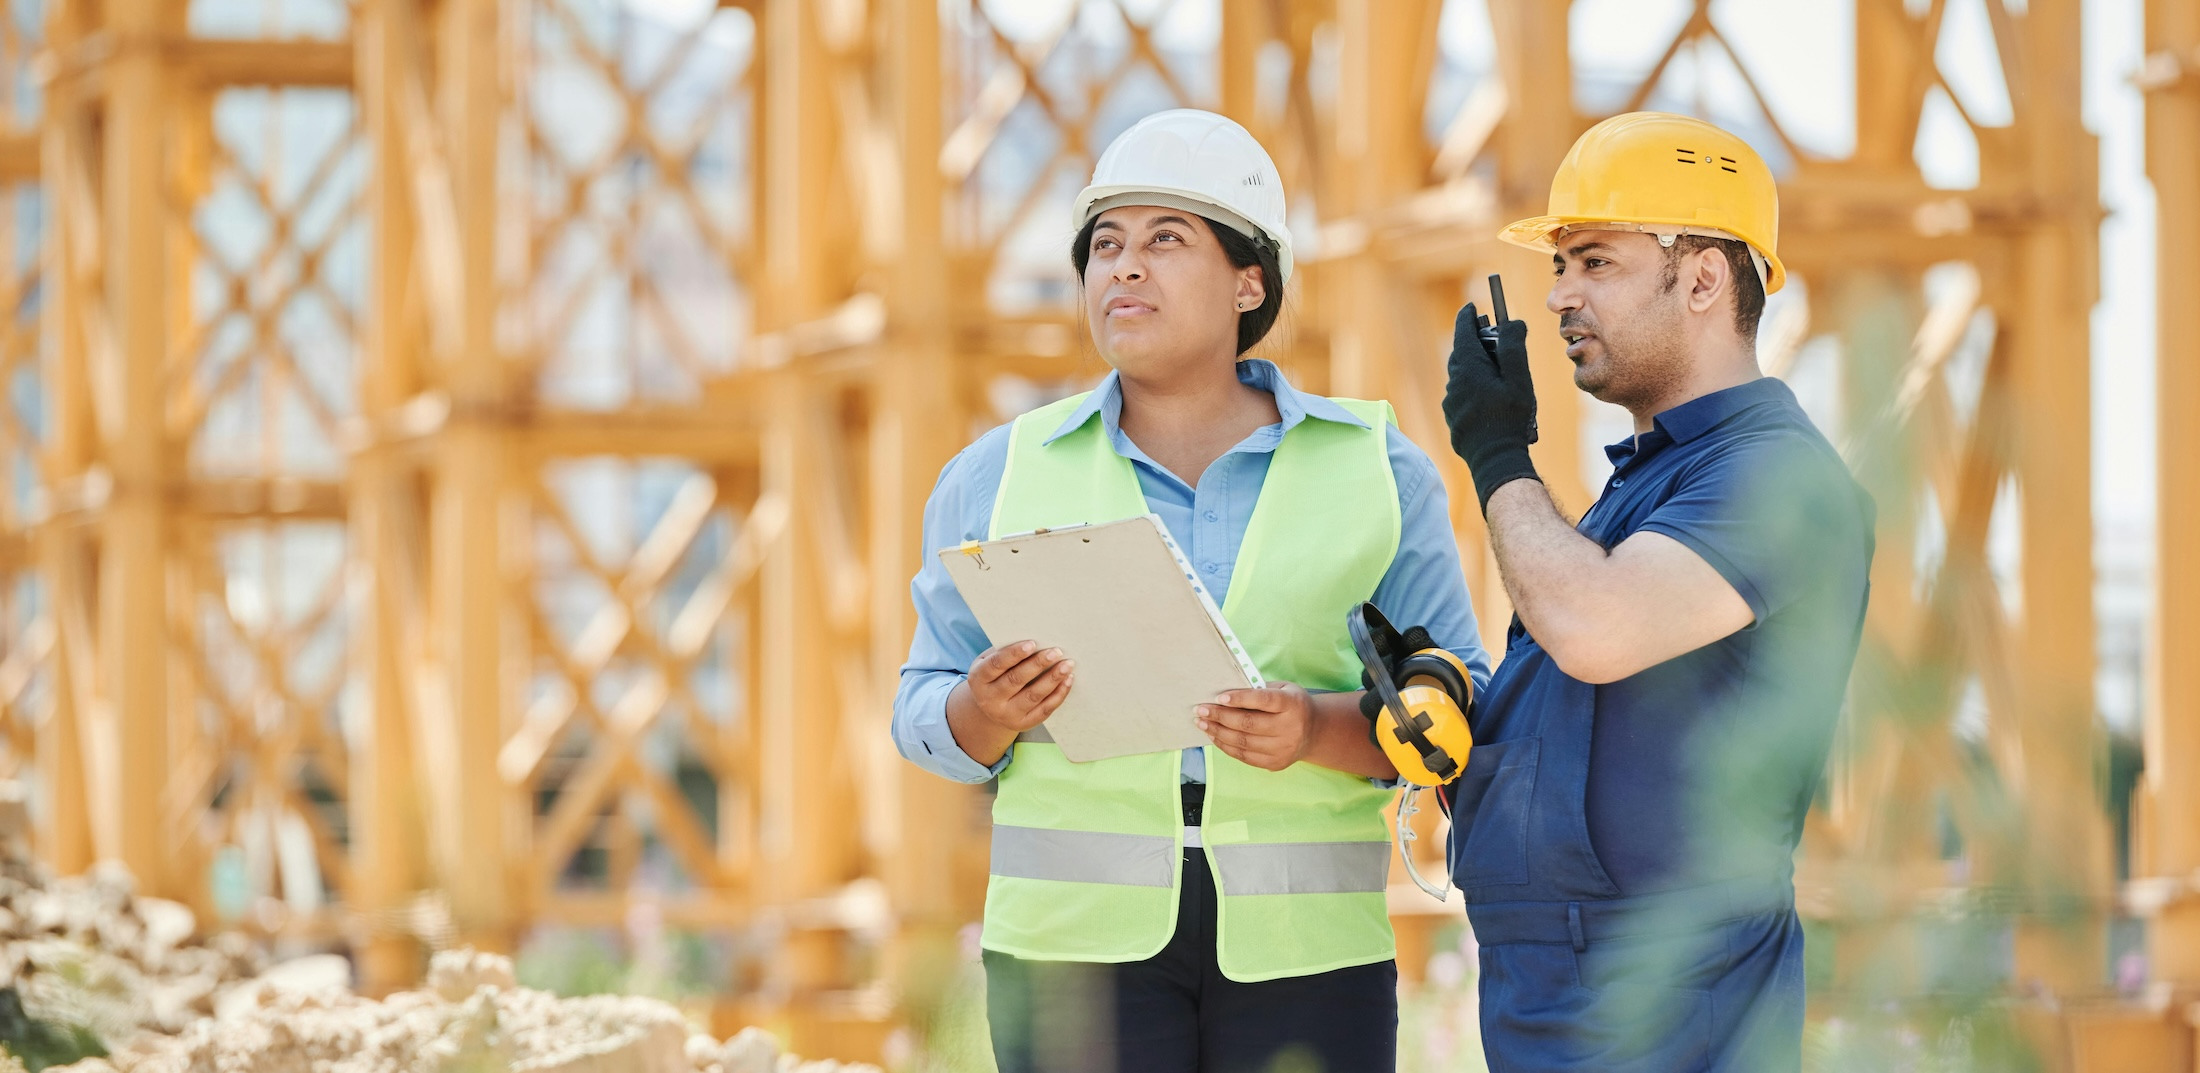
1488 377 1875 894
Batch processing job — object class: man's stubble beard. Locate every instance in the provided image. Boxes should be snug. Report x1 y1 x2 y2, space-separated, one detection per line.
1576 299 1692 415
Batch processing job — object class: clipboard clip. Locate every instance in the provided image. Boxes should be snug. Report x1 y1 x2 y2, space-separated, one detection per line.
959 540 989 570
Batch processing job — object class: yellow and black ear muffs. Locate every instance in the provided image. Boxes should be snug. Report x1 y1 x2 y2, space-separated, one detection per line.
1348 603 1475 788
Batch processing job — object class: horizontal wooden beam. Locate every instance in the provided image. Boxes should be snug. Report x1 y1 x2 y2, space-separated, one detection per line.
342 391 764 465
952 317 1083 364
44 35 354 92
182 477 349 519
520 408 763 464
1287 169 2094 282
23 472 350 525
177 38 354 88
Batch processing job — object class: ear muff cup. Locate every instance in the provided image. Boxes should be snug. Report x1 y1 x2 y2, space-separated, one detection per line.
1349 602 1475 787
1384 652 1473 784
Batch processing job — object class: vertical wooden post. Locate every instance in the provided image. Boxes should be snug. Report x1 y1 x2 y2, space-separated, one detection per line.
1219 0 1264 127
96 0 174 898
2004 0 2110 997
426 0 514 954
874 0 973 1013
2142 0 2200 998
35 0 94 878
352 0 429 992
1852 0 1929 172
758 0 851 1034
1326 0 1438 405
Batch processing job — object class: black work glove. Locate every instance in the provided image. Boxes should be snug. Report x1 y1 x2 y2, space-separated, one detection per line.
1443 302 1540 514
1358 622 1439 745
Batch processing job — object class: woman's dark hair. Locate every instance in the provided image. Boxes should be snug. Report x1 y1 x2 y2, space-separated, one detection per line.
1071 214 1285 356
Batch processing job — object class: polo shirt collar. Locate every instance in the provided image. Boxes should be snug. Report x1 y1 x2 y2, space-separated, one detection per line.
1042 358 1369 446
1651 376 1797 445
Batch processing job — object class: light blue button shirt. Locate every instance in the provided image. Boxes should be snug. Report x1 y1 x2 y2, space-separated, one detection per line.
892 359 1492 784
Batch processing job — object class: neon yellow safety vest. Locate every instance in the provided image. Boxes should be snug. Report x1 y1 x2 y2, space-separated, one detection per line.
980 390 1402 982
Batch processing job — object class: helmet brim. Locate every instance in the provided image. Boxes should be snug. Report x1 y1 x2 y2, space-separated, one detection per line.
1497 215 1787 294
1496 215 1566 253
1075 184 1294 287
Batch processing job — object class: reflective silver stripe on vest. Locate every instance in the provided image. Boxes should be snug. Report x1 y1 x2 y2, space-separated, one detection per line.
1015 725 1054 744
990 825 1175 888
1212 841 1391 896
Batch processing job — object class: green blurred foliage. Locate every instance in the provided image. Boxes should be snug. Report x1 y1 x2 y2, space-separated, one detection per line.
1804 1006 2044 1073
901 955 997 1073
514 925 727 1001
1397 922 1489 1073
0 988 106 1073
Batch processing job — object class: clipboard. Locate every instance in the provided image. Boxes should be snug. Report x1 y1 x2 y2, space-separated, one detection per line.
939 514 1264 762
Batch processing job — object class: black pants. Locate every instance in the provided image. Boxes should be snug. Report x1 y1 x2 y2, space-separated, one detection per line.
983 849 1398 1073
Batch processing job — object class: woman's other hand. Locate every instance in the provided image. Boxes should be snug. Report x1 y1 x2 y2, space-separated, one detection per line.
962 641 1074 734
1198 684 1317 772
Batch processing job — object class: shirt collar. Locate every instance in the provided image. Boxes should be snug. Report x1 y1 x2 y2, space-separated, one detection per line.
1043 358 1370 445
1602 377 1795 465
1651 376 1796 445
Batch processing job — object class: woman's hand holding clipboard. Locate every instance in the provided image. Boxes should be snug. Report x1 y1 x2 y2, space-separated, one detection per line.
938 515 1264 763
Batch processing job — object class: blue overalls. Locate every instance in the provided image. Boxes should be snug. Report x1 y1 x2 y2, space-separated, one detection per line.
1448 378 1875 1073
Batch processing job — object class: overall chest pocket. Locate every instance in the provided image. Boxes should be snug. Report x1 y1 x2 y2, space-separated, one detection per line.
1448 736 1540 891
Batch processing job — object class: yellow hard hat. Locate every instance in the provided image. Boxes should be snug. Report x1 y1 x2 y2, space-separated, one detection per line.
1500 111 1785 294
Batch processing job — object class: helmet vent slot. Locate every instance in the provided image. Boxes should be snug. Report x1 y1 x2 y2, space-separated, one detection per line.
1678 148 1742 172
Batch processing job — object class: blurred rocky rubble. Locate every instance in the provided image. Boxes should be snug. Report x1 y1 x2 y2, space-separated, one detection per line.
0 788 878 1072
0 785 265 1058
55 949 880 1073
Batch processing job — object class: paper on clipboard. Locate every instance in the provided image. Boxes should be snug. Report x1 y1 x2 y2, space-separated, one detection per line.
939 514 1264 763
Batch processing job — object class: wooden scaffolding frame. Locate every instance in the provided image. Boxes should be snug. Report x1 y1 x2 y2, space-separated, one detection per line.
0 0 2191 1065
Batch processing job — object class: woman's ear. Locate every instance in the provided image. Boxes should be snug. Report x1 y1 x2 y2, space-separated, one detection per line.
1235 265 1267 312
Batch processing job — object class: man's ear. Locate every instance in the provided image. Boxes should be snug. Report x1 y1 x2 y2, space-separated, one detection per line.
1686 247 1728 316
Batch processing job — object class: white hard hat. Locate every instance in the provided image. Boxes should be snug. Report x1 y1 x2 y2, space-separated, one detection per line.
1074 109 1293 286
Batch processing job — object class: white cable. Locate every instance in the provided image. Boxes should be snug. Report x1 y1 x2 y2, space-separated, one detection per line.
1395 788 1453 902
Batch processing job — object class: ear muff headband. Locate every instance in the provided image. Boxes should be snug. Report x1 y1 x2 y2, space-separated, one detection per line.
1397 652 1470 708
1348 603 1410 731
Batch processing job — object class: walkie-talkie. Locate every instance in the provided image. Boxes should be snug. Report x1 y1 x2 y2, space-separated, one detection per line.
1476 273 1537 444
1473 273 1508 331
